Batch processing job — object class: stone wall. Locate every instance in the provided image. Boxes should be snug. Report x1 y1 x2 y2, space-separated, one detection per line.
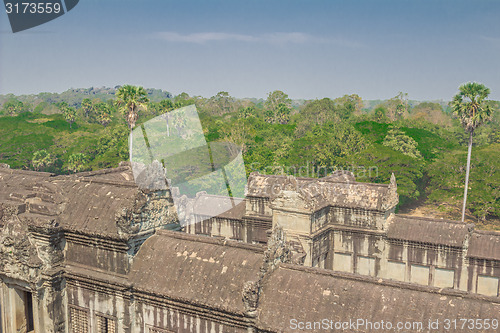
188 173 500 298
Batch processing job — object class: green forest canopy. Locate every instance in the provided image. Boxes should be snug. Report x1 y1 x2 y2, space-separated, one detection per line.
0 88 499 229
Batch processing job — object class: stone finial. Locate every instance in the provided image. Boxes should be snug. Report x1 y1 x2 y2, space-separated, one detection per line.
242 225 292 315
118 161 131 168
284 175 298 191
242 280 260 313
381 173 399 211
261 225 292 275
389 173 397 190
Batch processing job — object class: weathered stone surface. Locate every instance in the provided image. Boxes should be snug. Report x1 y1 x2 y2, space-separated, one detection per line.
247 172 398 211
468 230 500 261
1 164 499 332
257 264 500 333
387 215 472 247
191 171 500 298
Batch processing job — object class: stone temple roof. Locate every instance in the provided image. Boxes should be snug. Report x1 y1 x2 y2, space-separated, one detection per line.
387 215 472 247
129 231 500 332
257 264 500 333
468 230 500 261
0 164 141 239
248 172 398 211
129 230 264 315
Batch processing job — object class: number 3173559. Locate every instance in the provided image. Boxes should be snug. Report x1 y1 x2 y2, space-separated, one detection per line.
5 2 62 14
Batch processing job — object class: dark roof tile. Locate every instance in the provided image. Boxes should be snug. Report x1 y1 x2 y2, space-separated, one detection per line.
468 231 500 261
257 264 500 332
387 215 470 247
129 230 264 314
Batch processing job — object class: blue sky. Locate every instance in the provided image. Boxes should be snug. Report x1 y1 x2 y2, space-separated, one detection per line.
1 0 499 100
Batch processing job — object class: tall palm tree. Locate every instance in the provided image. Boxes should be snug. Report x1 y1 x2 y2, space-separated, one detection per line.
451 82 493 222
115 85 149 130
116 85 149 163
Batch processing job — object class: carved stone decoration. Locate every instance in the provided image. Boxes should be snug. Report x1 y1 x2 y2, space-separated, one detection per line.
172 193 196 227
116 189 177 236
381 173 399 211
0 212 43 284
261 225 292 275
242 225 292 316
283 175 298 191
242 280 260 314
272 190 313 212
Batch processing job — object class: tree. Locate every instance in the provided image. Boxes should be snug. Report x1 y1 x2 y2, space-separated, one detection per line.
275 103 291 124
451 82 494 222
159 99 175 114
265 90 291 111
65 107 76 128
288 122 367 176
238 106 255 119
346 144 424 206
58 102 76 128
265 90 291 123
384 92 409 121
81 98 93 118
94 102 111 127
67 153 88 173
264 109 275 124
334 94 363 119
373 106 389 123
172 92 193 108
32 150 55 171
115 85 149 130
213 91 234 116
295 98 336 136
3 100 25 116
382 127 422 159
411 102 451 126
156 99 176 137
394 92 409 119
170 108 187 135
427 145 499 223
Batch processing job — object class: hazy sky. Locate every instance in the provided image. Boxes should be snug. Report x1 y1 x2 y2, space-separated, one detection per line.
1 0 499 100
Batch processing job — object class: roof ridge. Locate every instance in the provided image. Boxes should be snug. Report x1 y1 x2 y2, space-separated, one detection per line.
395 214 466 225
0 168 54 177
278 263 500 303
195 193 246 200
249 173 389 188
472 229 500 236
75 166 131 177
156 229 265 253
78 178 137 188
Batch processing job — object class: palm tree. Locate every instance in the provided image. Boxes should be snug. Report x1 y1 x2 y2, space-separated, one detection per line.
116 85 149 163
115 85 149 130
276 103 291 124
451 82 493 222
159 99 174 136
